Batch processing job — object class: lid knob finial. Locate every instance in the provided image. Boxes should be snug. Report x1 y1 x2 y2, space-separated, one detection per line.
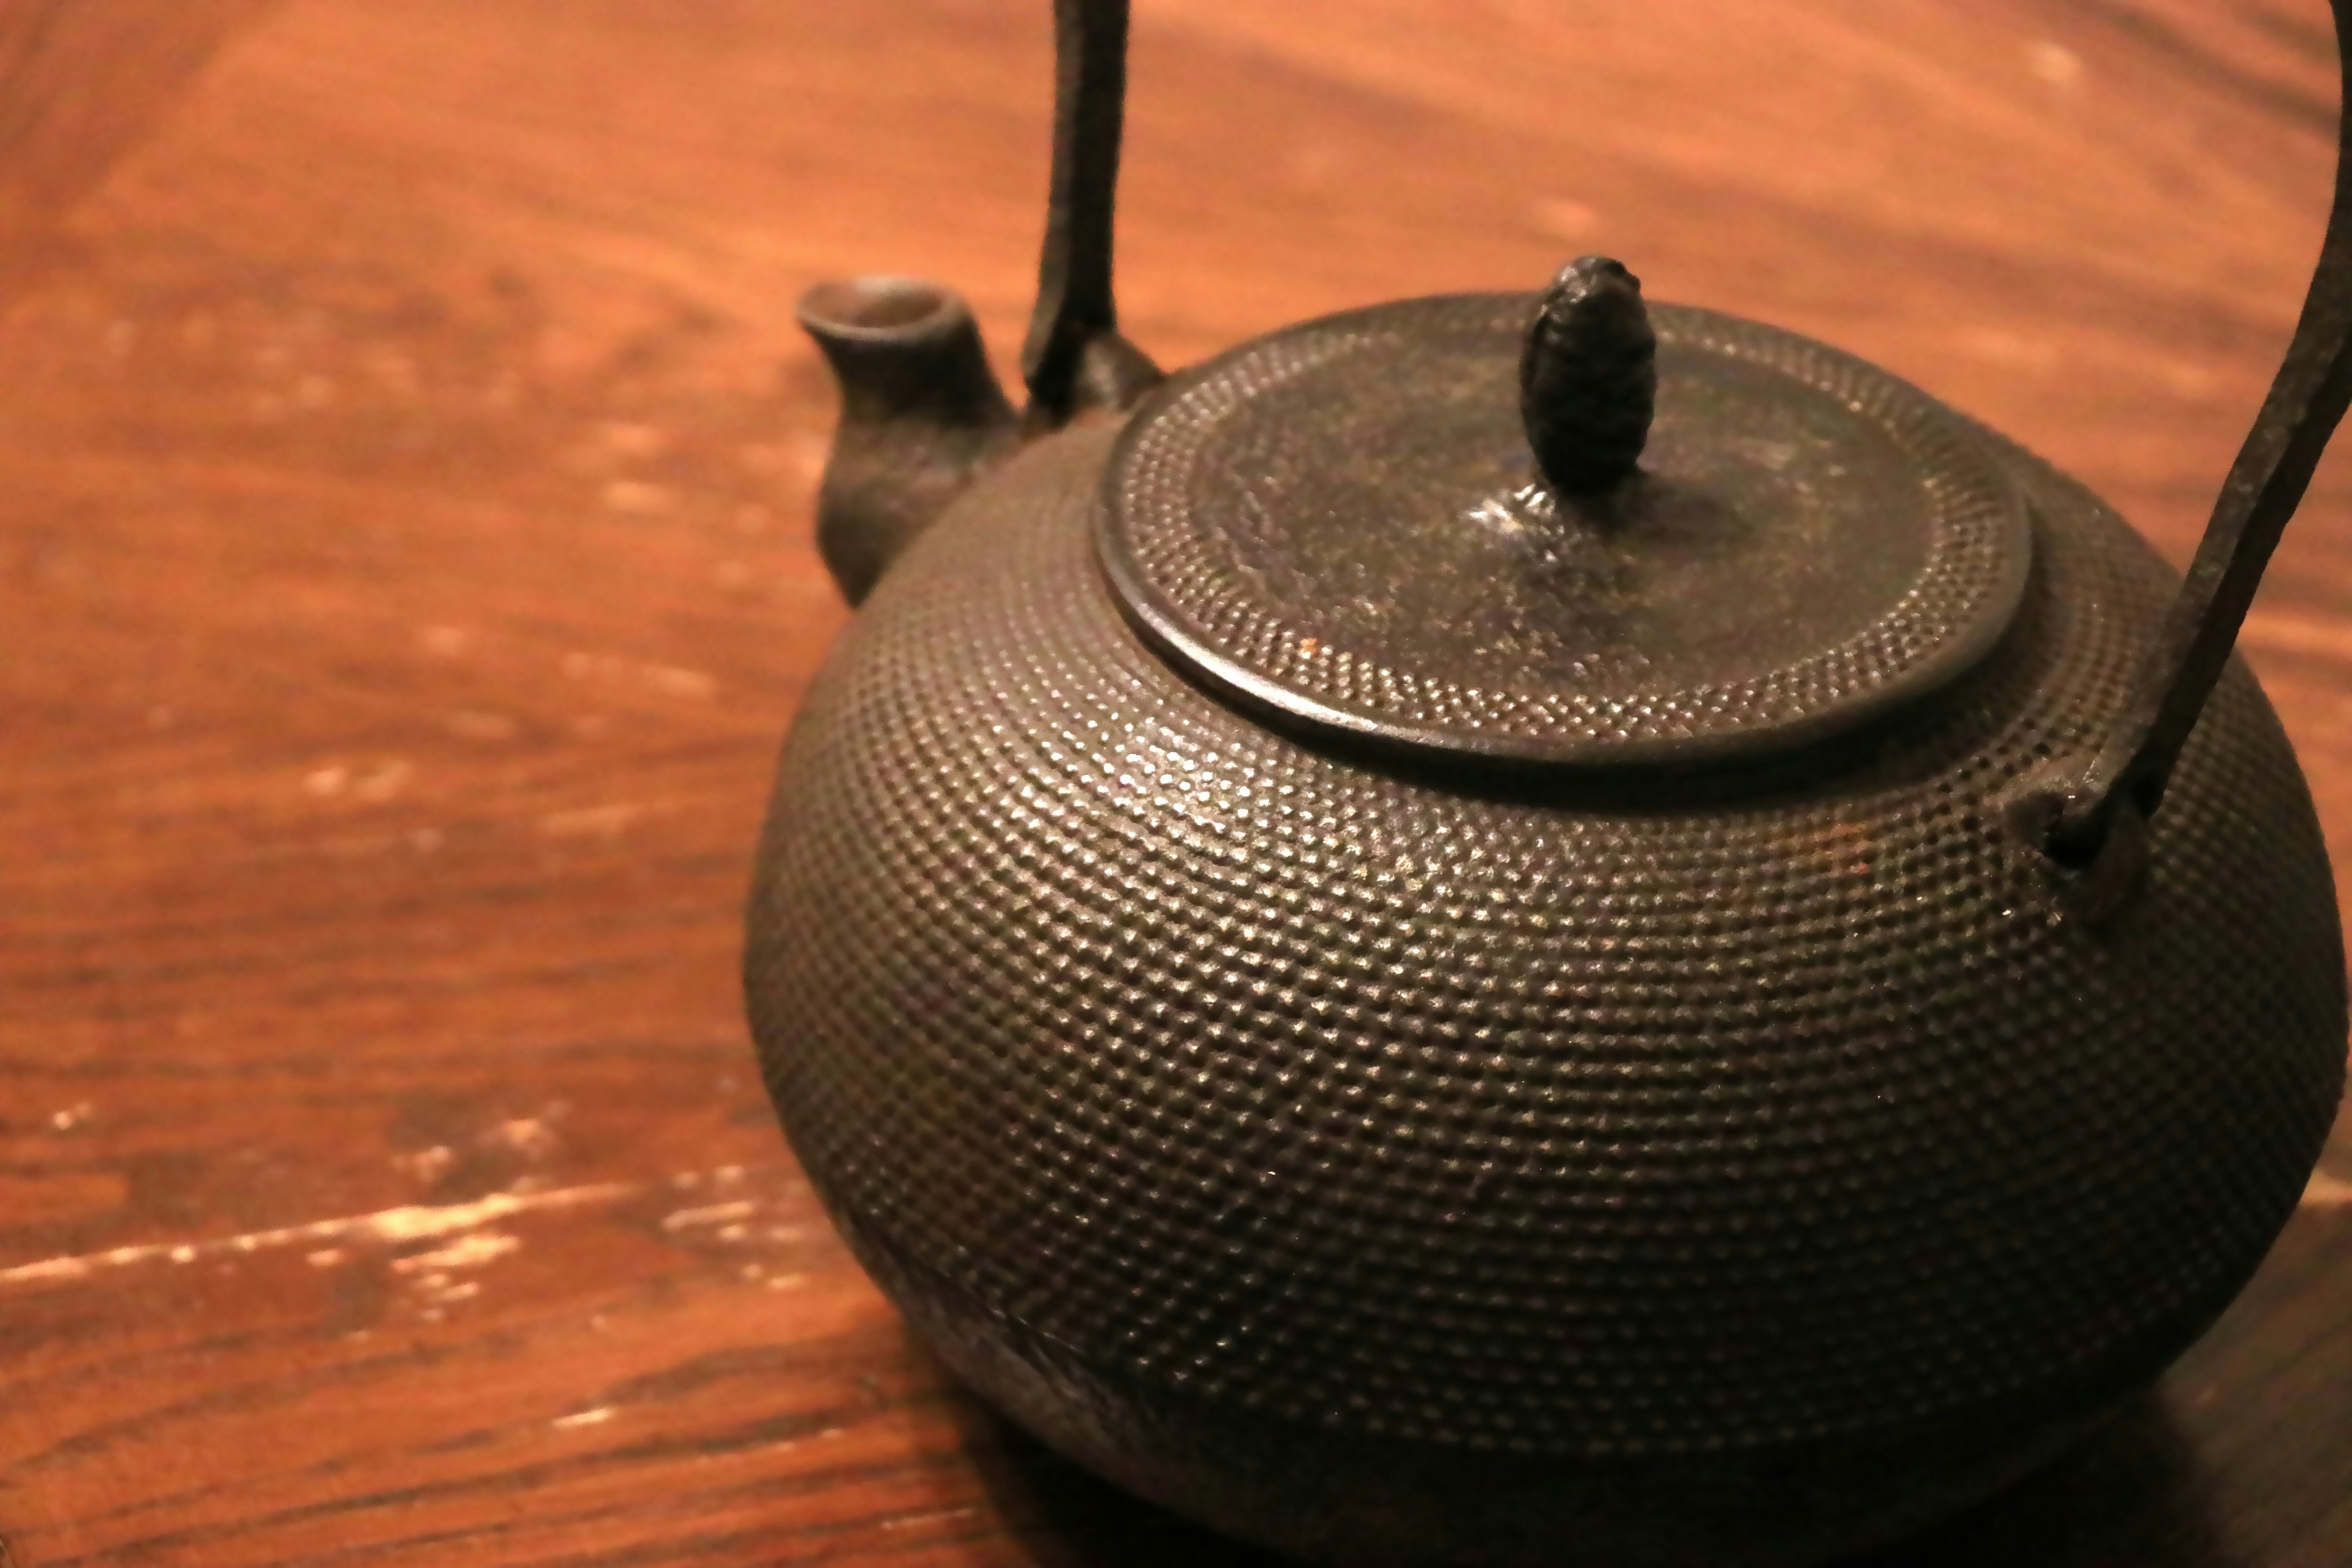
1520 255 1657 495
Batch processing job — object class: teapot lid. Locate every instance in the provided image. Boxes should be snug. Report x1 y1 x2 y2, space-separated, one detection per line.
1095 270 2034 769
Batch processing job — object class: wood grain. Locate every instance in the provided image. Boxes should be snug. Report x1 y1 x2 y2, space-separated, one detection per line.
1 1 2346 1564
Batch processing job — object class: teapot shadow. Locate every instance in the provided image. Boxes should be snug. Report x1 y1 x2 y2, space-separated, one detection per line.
927 1360 1288 1568
1844 1393 2234 1568
924 1341 2231 1568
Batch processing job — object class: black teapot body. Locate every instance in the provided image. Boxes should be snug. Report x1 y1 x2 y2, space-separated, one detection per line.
747 7 2352 1564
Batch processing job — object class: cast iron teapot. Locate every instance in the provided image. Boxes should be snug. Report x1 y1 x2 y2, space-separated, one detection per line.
746 4 2352 1563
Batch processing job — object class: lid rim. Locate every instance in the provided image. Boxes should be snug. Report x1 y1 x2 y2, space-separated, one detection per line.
1099 524 2034 772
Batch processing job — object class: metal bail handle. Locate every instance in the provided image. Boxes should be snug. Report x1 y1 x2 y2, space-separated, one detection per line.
1023 0 1161 428
2026 0 2352 877
1030 0 2352 877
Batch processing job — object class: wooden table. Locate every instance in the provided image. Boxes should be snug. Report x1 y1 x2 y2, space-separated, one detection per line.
3 2 2348 1563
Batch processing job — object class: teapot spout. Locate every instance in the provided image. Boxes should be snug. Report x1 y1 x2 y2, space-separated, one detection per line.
796 276 1017 604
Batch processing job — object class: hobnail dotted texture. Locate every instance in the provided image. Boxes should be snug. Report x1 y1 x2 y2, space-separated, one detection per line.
1097 297 2030 760
746 421 2345 1463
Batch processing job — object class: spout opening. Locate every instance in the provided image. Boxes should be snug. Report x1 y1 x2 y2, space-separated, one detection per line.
794 273 1016 607
797 276 964 342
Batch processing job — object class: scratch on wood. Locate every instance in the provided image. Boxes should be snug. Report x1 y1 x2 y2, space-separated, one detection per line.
0 1183 631 1290
551 1405 617 1430
390 1229 521 1274
880 1505 979 1532
417 622 473 657
393 1145 456 1183
557 649 717 699
601 478 675 516
489 1117 556 1156
662 1200 757 1231
538 801 658 837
